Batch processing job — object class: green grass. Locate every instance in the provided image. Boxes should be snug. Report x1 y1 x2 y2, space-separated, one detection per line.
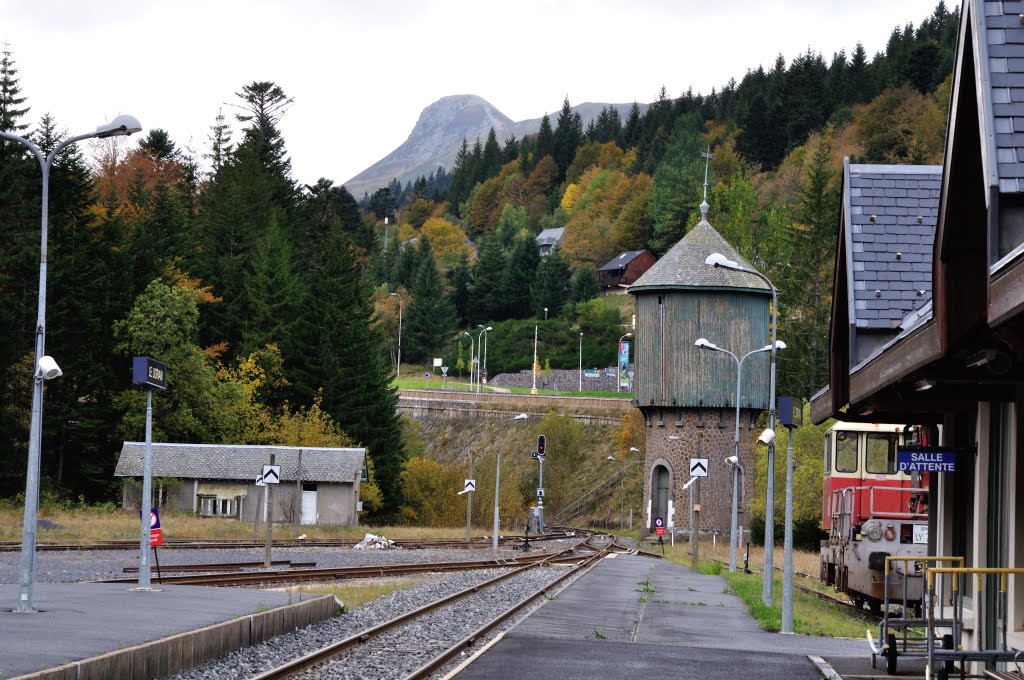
721 570 875 637
393 374 629 398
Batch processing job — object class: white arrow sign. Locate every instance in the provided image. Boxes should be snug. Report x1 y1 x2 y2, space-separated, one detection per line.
463 479 476 493
255 475 266 487
689 458 708 477
262 465 281 484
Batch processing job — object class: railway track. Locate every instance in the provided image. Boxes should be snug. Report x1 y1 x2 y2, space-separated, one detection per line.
247 534 625 680
0 531 581 553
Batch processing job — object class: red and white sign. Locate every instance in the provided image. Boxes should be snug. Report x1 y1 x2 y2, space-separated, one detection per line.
149 508 163 547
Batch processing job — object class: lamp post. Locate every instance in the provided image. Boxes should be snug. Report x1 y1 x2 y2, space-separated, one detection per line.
706 252 779 606
477 326 491 393
617 333 633 393
463 331 474 392
694 338 785 572
390 292 402 379
6 115 142 613
531 325 538 394
578 332 584 392
494 413 528 550
544 307 548 321
607 446 641 530
482 326 491 389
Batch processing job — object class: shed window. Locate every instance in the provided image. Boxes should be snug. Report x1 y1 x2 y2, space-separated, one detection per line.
865 432 898 474
835 431 858 473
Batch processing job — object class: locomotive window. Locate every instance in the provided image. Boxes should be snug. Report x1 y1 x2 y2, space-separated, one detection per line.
835 431 858 472
865 433 898 473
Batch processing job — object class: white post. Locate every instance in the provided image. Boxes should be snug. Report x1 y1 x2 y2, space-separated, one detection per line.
531 326 538 394
782 424 795 633
578 333 583 392
137 389 153 589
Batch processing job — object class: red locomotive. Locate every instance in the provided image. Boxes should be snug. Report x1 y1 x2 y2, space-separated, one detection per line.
819 421 932 612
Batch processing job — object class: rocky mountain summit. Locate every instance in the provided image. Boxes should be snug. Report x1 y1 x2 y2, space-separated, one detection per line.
343 94 639 198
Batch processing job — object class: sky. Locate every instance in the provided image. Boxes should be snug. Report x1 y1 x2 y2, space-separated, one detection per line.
2 0 948 188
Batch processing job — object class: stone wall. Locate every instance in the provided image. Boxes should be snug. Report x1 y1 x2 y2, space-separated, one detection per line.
490 368 628 393
640 406 758 538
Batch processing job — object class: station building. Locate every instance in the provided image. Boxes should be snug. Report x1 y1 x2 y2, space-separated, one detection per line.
811 0 1024 658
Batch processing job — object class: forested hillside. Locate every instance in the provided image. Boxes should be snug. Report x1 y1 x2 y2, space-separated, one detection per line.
0 2 957 517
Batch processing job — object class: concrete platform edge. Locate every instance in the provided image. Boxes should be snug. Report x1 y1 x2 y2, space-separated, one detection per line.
809 654 844 679
10 594 338 680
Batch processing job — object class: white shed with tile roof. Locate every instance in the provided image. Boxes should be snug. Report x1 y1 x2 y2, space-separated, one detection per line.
115 443 367 526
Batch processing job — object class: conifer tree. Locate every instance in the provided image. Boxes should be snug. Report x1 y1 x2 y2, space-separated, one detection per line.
500 233 540 319
535 114 554 161
468 235 506 323
304 230 404 520
553 97 584 182
570 263 600 306
531 247 571 317
242 214 301 357
447 252 472 324
405 239 456 362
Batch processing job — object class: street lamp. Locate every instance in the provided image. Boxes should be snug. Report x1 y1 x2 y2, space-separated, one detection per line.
706 251 779 606
578 332 584 392
607 446 641 530
617 333 633 393
477 326 492 393
695 337 786 572
544 307 548 320
463 331 474 392
389 292 402 379
4 114 142 613
494 413 528 550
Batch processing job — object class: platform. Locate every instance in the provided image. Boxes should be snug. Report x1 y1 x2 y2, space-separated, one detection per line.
450 553 873 680
0 582 334 680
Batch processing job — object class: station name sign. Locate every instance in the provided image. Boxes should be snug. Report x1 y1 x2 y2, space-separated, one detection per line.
897 446 956 473
132 356 167 391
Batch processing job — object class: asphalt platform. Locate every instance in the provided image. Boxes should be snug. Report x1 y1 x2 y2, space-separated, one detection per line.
449 553 900 680
0 582 330 679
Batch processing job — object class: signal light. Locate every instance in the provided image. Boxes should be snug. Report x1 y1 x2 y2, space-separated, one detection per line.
537 434 546 456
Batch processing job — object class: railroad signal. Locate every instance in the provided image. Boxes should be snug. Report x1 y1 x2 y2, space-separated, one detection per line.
537 434 546 457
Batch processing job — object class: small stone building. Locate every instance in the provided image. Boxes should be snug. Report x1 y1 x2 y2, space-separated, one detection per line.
115 443 367 526
628 208 771 536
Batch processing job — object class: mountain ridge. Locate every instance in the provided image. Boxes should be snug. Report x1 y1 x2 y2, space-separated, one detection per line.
343 94 645 198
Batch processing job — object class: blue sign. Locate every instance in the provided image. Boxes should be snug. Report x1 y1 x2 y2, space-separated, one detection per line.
132 356 167 391
897 447 957 473
653 516 664 529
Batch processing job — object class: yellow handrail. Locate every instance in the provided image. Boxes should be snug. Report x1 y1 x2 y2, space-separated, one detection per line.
927 567 1024 593
884 555 963 576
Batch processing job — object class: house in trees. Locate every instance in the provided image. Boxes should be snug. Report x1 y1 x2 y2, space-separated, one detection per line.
535 227 565 255
115 443 367 526
599 250 656 290
810 0 1024 666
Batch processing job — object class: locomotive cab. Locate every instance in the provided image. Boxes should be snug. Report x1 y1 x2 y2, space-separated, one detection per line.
819 422 931 612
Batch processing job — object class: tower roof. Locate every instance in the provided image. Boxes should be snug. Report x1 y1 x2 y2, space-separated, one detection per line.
628 218 770 293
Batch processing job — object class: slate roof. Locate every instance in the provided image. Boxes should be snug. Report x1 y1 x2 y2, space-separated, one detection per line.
980 0 1024 193
628 217 769 293
598 250 648 271
535 227 565 247
115 443 366 483
844 162 941 330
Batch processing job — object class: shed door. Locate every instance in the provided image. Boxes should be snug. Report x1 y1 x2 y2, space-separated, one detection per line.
300 489 317 525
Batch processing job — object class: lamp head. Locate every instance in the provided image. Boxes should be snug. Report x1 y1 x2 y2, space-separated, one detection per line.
705 252 739 270
694 338 715 351
757 428 776 445
512 413 528 421
484 326 493 332
629 446 640 452
95 114 142 139
726 455 739 466
36 355 62 380
607 455 616 461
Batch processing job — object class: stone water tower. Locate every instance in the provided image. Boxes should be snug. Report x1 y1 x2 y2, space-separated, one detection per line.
628 205 772 537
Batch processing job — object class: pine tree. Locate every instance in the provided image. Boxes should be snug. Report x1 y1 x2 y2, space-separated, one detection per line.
553 97 584 182
242 214 301 357
305 231 404 520
447 252 472 324
405 240 457 362
468 235 507 323
570 264 600 306
204 108 233 177
531 247 572 317
481 127 502 179
535 114 554 161
500 233 540 319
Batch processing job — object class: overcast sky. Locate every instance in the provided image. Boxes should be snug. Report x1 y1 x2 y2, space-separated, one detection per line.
2 0 948 188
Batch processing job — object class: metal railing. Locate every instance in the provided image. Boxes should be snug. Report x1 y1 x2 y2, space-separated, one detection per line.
924 567 1024 680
